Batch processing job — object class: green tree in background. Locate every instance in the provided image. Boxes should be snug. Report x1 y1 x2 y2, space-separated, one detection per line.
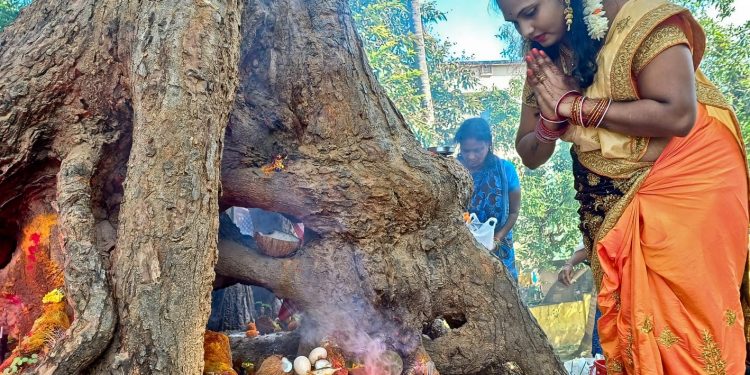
0 0 29 31
351 0 582 273
408 0 437 128
351 0 427 139
350 0 482 146
685 8 750 149
478 80 581 271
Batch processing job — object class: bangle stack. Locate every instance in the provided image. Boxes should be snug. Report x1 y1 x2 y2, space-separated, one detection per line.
569 95 585 127
535 90 614 143
558 91 613 129
535 117 568 144
584 98 612 128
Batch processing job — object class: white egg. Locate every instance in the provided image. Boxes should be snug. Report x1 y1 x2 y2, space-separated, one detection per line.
293 356 312 375
314 359 332 370
308 347 328 363
281 357 294 373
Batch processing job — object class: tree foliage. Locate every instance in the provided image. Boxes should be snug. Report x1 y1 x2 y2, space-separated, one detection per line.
0 0 29 31
351 0 581 272
679 1 750 149
350 0 482 146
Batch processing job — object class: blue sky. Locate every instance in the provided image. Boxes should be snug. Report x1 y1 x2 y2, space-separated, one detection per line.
430 0 750 62
430 0 506 61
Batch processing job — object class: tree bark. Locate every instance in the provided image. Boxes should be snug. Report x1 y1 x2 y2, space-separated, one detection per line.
0 0 242 374
0 0 565 374
207 284 256 332
96 2 242 373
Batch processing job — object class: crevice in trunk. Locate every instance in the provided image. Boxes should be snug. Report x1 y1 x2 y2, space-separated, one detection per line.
443 312 467 330
421 312 467 341
0 222 18 270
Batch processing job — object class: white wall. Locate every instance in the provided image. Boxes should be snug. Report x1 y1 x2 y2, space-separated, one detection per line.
463 62 525 92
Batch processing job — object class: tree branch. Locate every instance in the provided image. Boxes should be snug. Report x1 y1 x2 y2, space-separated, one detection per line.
215 213 302 294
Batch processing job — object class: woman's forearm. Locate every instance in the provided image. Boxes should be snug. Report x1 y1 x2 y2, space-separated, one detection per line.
516 131 555 169
516 105 556 169
495 212 519 240
593 98 696 138
568 248 587 267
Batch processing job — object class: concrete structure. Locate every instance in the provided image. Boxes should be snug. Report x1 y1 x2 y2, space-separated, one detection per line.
459 60 524 92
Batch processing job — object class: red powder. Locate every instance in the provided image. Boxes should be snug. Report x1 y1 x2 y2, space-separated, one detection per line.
25 232 42 270
0 294 22 305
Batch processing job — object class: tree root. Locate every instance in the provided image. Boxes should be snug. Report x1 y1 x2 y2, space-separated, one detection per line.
36 144 116 374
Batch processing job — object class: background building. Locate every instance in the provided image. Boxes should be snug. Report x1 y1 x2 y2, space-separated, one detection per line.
458 60 524 92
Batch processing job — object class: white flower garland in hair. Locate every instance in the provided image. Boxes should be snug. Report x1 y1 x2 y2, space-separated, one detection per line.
582 0 609 40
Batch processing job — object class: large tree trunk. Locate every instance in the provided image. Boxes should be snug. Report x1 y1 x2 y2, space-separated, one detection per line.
0 0 242 373
0 0 564 374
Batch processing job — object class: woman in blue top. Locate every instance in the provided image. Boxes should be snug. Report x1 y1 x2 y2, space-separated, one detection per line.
455 118 522 280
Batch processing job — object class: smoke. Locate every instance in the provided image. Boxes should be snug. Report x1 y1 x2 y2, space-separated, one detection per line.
299 293 416 375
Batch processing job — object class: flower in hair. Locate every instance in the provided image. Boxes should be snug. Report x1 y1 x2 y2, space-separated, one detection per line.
583 0 609 40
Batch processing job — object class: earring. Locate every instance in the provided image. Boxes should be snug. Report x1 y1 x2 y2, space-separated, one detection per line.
564 0 573 31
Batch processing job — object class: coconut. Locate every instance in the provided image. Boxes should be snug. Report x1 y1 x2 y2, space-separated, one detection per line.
308 347 328 363
254 231 300 257
257 355 293 375
293 356 312 375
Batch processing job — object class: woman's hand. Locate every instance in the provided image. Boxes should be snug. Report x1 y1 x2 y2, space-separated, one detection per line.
492 236 511 258
526 48 578 121
557 263 574 286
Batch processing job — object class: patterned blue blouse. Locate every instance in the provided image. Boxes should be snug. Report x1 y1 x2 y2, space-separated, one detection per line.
461 154 520 279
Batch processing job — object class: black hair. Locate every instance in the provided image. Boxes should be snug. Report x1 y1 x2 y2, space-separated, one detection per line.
454 117 493 148
495 0 604 88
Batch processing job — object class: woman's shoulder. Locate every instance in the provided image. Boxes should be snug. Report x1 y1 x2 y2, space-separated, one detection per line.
498 157 515 167
610 1 705 71
632 18 690 75
497 157 519 175
597 1 705 100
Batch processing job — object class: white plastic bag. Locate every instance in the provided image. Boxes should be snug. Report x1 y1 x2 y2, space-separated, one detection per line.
563 358 595 375
466 213 497 250
563 354 604 375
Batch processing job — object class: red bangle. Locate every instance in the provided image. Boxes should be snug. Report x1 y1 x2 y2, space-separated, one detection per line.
555 90 581 119
535 117 568 144
568 95 584 127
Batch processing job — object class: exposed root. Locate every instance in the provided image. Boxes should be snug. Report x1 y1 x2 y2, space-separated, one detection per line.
35 144 116 374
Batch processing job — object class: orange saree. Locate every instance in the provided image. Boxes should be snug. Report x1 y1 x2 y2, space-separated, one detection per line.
596 104 748 374
562 0 750 373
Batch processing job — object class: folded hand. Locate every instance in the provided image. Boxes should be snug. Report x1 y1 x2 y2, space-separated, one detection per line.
526 48 578 120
